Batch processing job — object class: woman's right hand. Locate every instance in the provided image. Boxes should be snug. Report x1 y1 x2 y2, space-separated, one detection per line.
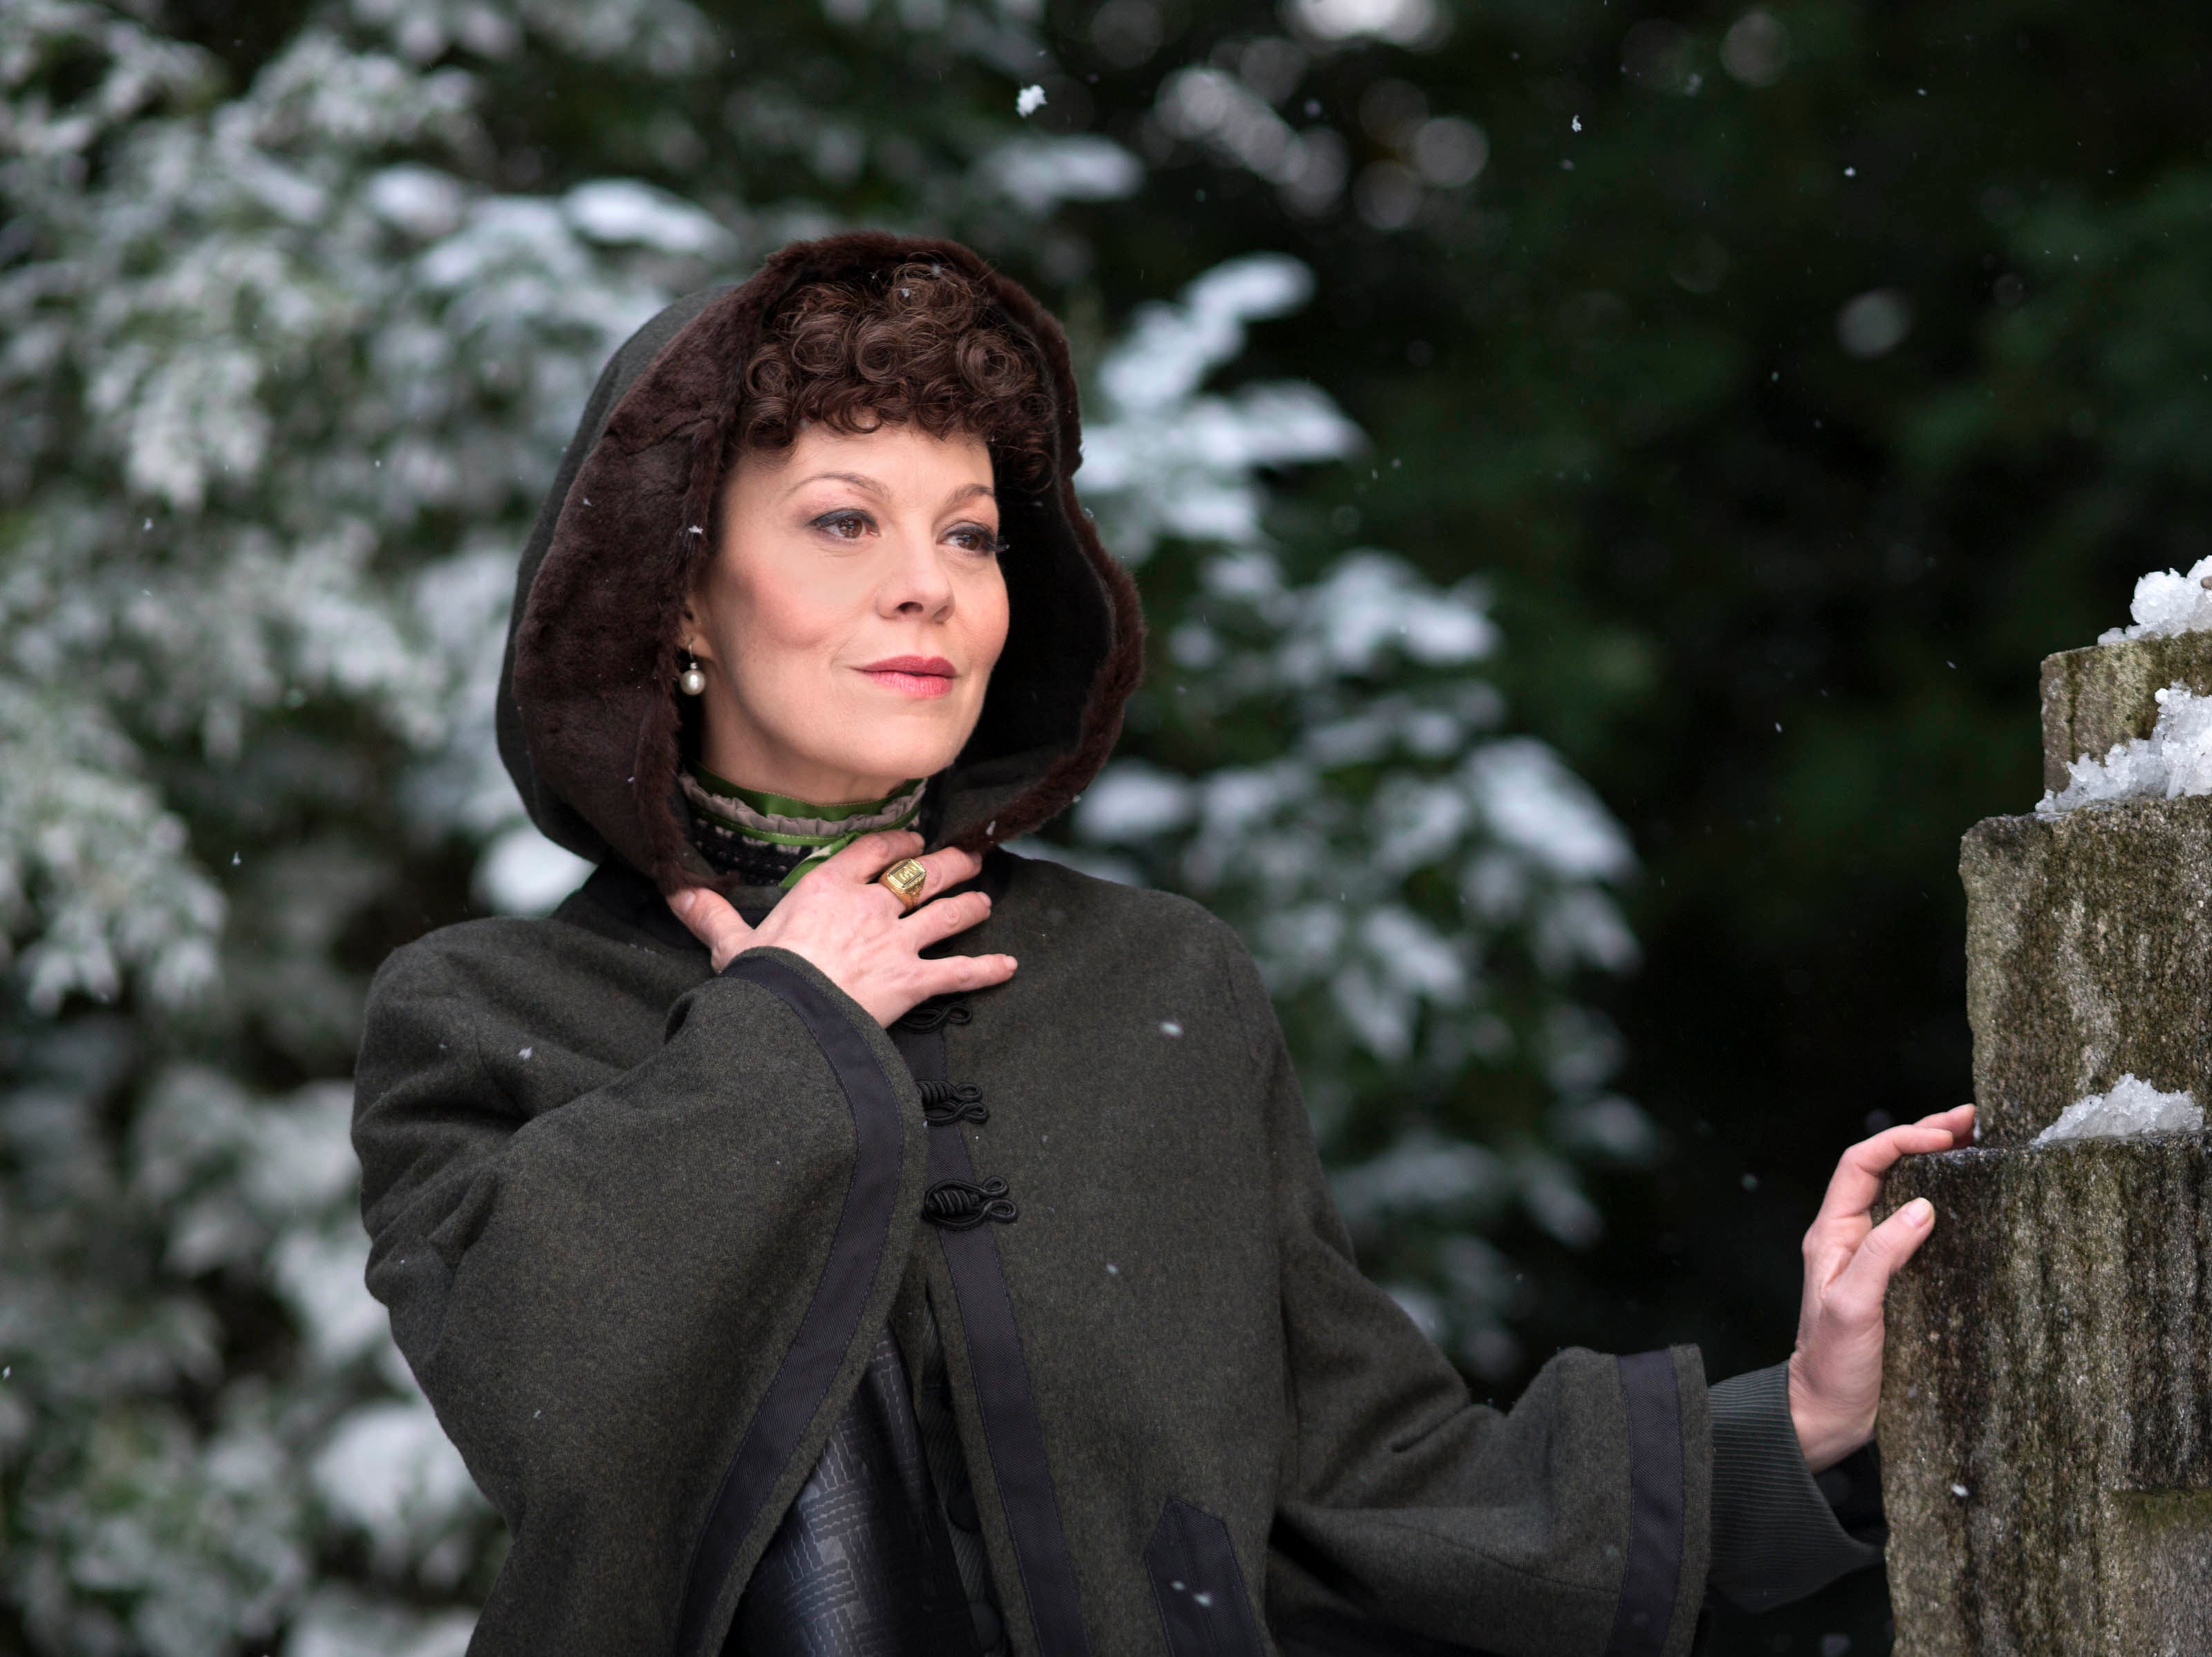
666 831 1016 1027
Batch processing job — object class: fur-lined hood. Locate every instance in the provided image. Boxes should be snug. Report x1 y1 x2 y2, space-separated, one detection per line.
493 231 1145 896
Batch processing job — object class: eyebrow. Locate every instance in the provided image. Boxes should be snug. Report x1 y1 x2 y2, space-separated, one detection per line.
788 470 887 498
786 472 996 509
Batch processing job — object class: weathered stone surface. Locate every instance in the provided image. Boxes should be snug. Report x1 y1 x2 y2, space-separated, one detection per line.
2039 632 2212 792
1879 1137 2212 1657
1891 627 2212 1651
1962 795 2212 1146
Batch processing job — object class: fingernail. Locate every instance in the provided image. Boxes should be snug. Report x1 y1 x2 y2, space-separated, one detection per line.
1906 1198 1934 1225
671 890 695 918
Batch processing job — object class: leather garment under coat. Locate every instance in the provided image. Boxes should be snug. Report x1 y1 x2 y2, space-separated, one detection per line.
723 1329 976 1657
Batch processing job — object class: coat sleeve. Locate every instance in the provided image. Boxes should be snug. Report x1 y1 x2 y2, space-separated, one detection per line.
350 932 929 1657
1704 1362 1884 1613
1220 943 1711 1657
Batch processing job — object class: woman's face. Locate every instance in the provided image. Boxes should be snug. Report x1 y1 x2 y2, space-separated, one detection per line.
681 422 1010 804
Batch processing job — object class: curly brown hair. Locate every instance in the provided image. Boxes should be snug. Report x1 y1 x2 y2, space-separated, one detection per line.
735 259 1057 485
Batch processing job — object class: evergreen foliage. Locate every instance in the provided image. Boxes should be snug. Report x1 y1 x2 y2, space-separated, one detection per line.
1 0 1644 1645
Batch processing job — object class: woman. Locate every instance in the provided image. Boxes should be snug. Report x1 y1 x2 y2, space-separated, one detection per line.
352 233 1967 1657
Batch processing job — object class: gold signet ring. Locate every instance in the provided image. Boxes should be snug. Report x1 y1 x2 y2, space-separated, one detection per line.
877 857 929 913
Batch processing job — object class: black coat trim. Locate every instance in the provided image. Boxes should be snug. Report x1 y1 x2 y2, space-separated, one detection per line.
1143 1499 1265 1657
672 952 911 1657
1605 1349 1687 1657
891 1012 1093 1657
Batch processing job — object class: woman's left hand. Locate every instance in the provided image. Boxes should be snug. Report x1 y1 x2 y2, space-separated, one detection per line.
1785 1102 1975 1473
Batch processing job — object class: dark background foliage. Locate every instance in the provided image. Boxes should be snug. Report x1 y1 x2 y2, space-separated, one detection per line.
1014 4 2210 1647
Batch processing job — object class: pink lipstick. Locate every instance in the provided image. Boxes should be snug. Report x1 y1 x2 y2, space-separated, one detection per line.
857 656 957 698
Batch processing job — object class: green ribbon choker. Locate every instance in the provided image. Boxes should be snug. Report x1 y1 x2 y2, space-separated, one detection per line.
681 763 926 889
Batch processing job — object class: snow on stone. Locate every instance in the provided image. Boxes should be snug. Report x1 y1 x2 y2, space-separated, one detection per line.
2038 684 2212 815
1015 84 1047 116
2097 556 2212 642
2032 1073 2204 1145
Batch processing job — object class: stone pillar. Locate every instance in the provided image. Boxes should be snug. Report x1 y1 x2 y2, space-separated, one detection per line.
1879 634 2212 1656
2038 631 2212 793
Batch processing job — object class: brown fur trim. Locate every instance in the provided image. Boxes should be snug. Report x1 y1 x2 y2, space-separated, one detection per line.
508 232 1146 897
947 491 1146 854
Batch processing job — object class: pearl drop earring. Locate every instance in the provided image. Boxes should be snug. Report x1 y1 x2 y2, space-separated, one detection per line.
678 650 707 696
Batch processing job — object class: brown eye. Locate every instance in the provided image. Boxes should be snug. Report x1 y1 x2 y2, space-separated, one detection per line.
813 510 871 540
948 524 1003 555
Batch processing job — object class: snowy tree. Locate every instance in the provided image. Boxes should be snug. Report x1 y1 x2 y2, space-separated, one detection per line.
0 3 754 1645
0 1 1648 1647
1062 253 1654 1380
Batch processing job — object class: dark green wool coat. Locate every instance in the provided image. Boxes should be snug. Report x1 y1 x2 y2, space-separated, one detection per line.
352 234 1882 1657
